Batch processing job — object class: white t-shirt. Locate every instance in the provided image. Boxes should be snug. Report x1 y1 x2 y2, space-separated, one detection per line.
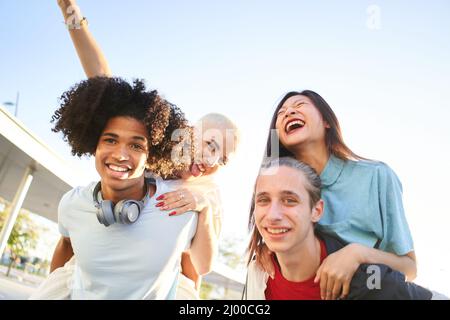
58 176 198 299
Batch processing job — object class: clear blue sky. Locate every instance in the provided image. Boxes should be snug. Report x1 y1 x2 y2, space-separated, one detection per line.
1 1 450 292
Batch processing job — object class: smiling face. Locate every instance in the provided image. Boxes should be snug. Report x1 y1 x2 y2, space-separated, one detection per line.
95 116 149 195
185 117 238 178
254 165 323 255
275 95 329 152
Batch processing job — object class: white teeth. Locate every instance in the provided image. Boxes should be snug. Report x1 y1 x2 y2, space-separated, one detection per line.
267 228 289 234
108 164 129 172
286 120 305 133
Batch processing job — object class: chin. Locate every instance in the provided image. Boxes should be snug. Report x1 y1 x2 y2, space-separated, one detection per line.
102 178 127 190
264 242 287 254
282 137 306 149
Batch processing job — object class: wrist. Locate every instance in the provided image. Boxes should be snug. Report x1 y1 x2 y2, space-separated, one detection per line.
59 1 84 25
349 243 367 264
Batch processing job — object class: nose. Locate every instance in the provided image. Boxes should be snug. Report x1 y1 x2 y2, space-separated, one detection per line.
267 201 283 222
112 145 130 161
284 106 297 118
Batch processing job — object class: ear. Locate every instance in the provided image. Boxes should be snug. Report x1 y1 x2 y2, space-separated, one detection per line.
324 121 331 129
311 199 324 223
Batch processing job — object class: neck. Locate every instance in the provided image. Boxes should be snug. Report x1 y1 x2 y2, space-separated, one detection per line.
292 143 329 174
275 233 322 282
100 179 148 204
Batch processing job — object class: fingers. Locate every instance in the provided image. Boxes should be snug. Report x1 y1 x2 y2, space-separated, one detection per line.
340 281 350 300
331 280 342 300
320 270 345 300
167 204 193 217
156 190 195 212
319 272 328 300
158 198 185 211
325 275 335 300
321 272 345 300
156 191 178 202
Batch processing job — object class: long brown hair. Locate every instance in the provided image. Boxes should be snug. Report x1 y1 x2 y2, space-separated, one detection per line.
264 90 364 161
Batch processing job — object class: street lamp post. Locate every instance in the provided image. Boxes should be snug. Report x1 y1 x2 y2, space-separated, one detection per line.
3 92 20 117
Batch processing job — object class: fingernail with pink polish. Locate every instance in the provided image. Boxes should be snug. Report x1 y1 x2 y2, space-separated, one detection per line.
156 195 164 201
169 211 176 216
156 202 164 207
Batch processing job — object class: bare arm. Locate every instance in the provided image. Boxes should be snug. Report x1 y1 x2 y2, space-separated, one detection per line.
57 0 112 78
50 236 74 272
356 245 417 280
188 206 219 275
180 252 201 290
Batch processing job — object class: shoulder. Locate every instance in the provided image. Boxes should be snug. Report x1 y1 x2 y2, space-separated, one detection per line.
59 181 97 210
346 159 399 179
178 175 219 191
157 176 182 194
347 158 388 171
316 231 346 254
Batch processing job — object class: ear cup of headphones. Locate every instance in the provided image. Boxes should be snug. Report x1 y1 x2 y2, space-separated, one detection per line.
96 200 116 227
114 200 143 225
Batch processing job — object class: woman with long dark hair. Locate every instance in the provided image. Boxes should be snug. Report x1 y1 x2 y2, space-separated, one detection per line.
250 90 416 300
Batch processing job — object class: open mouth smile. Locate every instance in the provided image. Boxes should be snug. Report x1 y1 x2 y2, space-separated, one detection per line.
285 119 305 134
105 163 132 178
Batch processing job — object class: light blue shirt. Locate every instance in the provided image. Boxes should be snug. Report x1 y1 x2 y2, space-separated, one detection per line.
316 155 414 255
58 176 197 300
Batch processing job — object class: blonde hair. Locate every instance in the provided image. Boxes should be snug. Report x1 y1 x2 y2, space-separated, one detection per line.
197 113 240 155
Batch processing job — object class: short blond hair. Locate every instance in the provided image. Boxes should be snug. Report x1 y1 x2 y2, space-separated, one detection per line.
197 113 240 155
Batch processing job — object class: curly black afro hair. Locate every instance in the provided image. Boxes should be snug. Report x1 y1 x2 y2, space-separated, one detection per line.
51 76 192 178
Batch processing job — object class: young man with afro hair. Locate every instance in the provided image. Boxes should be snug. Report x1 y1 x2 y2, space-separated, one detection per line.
31 76 217 299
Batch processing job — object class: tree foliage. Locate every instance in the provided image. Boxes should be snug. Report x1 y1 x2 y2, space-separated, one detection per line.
0 204 39 276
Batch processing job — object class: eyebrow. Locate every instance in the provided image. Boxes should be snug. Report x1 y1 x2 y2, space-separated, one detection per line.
102 132 147 142
255 190 300 197
279 101 306 112
256 191 270 198
280 190 300 197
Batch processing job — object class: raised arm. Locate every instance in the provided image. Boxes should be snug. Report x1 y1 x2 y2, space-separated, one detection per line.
57 0 112 78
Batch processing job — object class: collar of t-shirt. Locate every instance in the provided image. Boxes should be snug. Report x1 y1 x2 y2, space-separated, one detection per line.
265 239 328 300
320 154 345 187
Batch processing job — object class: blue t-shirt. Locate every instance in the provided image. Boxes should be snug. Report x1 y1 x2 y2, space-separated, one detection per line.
58 176 198 299
316 155 414 255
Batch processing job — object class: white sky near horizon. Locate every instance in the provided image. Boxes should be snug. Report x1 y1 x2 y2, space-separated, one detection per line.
1 1 449 294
